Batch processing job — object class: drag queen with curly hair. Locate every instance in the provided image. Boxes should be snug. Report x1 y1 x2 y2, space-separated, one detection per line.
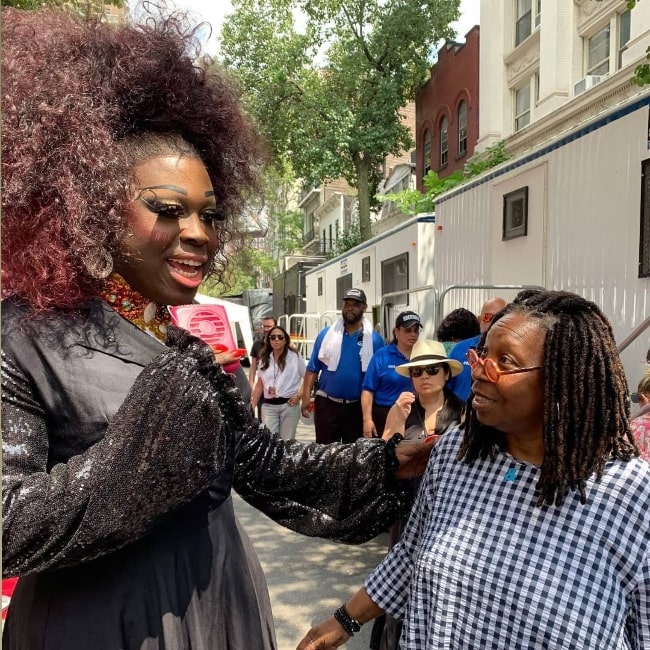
1 8 432 648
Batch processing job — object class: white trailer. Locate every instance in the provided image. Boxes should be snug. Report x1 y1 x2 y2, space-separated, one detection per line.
434 92 650 389
305 92 650 389
304 214 439 339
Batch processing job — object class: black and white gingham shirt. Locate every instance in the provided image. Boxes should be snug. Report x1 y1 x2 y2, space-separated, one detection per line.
366 427 650 649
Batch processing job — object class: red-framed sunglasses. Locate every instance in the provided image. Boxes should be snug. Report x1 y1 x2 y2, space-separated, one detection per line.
466 348 542 384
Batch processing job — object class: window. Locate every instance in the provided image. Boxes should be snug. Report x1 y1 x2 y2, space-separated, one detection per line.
362 256 371 283
335 219 340 241
318 276 323 296
439 117 449 168
515 0 540 46
457 102 468 157
587 24 610 76
514 81 531 131
423 129 432 175
336 274 353 303
640 160 650 277
581 10 631 83
619 10 631 68
503 187 529 240
328 224 333 251
515 0 532 46
382 253 409 306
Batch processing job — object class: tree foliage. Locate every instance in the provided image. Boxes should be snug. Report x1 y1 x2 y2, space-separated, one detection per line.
219 0 461 242
201 160 306 296
326 223 364 259
259 160 306 258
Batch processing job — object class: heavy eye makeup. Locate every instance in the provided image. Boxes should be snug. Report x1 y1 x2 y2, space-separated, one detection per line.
137 190 222 225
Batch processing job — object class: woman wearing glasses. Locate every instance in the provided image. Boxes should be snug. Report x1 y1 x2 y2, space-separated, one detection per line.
251 326 306 439
383 340 464 444
361 311 424 440
299 289 649 650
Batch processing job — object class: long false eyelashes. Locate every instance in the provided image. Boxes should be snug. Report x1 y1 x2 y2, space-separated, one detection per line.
136 189 180 215
135 188 225 223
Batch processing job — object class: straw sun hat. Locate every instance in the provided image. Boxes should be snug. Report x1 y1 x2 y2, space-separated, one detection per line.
395 340 464 377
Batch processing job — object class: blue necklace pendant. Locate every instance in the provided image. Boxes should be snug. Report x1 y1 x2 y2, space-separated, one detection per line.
504 467 518 482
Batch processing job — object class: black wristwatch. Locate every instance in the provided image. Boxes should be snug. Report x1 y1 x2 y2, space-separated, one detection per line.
333 604 362 636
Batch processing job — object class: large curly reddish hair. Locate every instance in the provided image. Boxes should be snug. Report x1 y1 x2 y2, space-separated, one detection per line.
2 7 263 312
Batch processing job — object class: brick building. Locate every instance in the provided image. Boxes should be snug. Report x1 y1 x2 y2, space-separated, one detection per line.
415 26 480 185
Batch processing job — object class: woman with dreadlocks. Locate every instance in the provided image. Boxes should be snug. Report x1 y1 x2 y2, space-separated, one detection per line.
1 7 432 649
299 289 649 650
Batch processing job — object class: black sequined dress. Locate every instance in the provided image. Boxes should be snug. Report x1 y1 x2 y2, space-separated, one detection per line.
1 299 407 650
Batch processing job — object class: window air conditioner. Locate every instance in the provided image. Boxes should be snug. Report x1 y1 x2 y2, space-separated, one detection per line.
574 74 605 96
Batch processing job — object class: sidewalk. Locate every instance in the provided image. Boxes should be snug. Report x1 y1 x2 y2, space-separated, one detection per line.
233 418 390 649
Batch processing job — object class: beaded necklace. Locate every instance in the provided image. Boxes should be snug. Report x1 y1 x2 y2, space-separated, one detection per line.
100 273 170 342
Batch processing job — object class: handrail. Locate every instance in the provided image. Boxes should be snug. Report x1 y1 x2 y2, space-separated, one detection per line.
379 285 439 339
617 316 650 353
437 284 546 328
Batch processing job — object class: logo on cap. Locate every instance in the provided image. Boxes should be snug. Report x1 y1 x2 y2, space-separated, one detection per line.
396 310 422 328
342 288 367 303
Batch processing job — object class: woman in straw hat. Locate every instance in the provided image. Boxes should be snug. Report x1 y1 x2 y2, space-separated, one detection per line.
383 340 465 443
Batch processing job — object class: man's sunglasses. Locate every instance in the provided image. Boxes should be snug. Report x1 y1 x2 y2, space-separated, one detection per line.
269 334 285 341
409 365 442 378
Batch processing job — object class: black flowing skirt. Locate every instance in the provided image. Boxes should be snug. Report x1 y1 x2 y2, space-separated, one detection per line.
3 497 276 650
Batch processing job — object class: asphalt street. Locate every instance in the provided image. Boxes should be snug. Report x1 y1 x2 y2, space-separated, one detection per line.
233 418 390 650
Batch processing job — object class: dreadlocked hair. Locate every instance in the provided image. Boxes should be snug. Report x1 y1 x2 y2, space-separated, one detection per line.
458 289 638 507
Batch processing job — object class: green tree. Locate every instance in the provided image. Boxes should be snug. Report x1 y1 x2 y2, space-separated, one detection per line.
327 223 363 259
203 243 278 297
219 0 461 242
259 160 305 259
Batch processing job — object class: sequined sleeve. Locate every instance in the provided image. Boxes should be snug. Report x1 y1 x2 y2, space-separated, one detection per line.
234 429 409 543
2 328 230 576
218 386 410 543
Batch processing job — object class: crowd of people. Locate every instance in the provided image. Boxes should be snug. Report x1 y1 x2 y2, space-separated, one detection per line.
2 5 648 650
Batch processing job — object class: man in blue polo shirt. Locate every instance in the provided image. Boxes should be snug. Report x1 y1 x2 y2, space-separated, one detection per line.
301 288 385 444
